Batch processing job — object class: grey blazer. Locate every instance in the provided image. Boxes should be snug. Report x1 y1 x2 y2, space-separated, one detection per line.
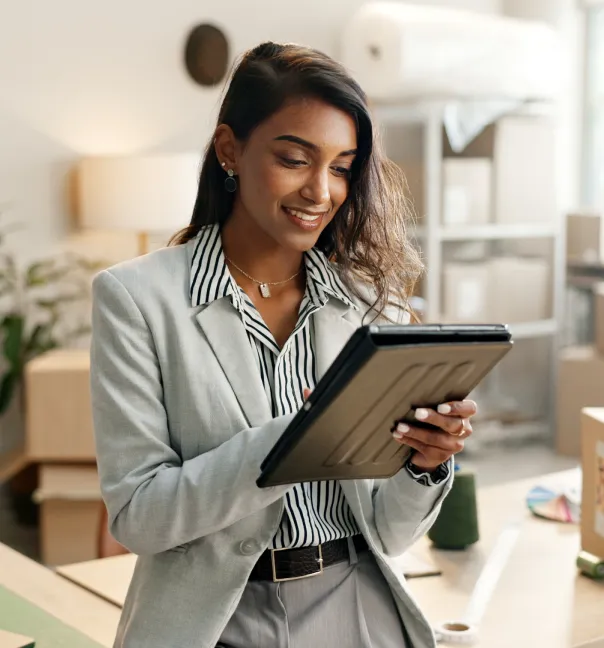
90 238 453 648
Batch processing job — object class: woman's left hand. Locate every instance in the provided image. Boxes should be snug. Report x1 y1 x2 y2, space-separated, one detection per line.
392 400 478 472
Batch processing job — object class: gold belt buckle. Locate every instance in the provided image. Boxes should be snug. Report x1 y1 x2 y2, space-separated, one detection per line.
271 544 324 583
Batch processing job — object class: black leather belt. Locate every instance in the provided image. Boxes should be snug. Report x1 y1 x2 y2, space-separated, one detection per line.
249 535 369 583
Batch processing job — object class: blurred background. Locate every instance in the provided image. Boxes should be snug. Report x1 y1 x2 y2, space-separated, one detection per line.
0 0 602 568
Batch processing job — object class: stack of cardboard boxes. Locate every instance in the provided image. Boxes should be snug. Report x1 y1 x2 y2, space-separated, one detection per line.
557 213 604 457
2 350 102 566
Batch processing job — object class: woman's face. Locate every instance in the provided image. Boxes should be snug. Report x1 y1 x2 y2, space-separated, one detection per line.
218 97 358 253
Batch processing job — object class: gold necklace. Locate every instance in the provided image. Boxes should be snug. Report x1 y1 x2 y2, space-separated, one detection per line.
224 255 303 298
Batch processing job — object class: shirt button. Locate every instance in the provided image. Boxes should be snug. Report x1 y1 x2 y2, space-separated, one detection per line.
239 539 258 556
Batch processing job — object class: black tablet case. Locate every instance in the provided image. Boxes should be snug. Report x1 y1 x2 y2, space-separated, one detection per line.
257 324 512 487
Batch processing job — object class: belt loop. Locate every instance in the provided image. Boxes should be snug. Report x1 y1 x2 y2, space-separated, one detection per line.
347 536 358 565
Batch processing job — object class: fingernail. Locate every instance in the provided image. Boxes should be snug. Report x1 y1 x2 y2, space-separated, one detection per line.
415 408 429 420
393 423 409 439
437 404 452 414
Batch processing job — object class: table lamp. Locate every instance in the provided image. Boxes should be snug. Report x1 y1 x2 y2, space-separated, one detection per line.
77 154 201 255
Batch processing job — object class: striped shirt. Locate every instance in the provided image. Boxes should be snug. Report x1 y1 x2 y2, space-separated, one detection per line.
190 224 447 549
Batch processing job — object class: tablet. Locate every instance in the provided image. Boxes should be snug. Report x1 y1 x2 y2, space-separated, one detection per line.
257 323 513 487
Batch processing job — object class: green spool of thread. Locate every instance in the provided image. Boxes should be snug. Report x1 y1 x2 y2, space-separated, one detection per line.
577 551 604 579
428 465 479 550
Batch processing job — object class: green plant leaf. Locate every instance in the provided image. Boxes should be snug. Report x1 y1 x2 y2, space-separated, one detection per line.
73 256 108 272
27 338 58 359
1 315 24 367
0 370 18 415
35 293 84 309
26 261 52 287
32 266 73 284
65 324 91 339
24 323 54 357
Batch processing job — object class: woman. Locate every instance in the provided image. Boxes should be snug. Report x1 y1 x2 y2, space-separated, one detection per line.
91 42 476 648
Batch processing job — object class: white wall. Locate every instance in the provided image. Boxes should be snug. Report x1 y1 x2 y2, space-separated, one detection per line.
0 0 501 263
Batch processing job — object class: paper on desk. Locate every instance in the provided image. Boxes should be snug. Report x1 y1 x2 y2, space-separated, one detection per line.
396 552 442 579
0 629 36 648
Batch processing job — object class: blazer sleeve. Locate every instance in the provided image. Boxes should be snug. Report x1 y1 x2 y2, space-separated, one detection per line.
90 270 293 556
372 460 453 557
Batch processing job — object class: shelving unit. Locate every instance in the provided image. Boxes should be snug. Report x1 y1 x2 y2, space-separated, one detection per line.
435 222 559 241
373 99 566 442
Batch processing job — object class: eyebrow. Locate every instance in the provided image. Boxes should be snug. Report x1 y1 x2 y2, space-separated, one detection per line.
273 134 357 157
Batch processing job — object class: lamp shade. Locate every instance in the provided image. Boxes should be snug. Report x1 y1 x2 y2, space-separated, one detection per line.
77 154 201 232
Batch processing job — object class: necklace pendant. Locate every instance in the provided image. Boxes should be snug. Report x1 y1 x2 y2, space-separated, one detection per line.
259 283 271 298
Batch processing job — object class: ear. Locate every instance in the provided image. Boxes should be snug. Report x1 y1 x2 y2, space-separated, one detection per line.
214 124 240 173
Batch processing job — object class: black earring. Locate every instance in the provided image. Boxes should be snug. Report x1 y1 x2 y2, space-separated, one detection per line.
224 168 238 193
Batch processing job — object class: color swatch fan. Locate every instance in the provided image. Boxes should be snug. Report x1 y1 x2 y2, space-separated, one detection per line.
526 484 581 524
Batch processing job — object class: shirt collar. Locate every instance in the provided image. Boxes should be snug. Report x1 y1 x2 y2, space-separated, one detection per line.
190 224 357 311
189 224 238 308
304 247 358 310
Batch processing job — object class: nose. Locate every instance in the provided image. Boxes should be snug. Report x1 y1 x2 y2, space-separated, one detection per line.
300 166 331 207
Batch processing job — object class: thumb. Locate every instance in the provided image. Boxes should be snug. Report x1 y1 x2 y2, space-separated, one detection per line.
303 388 312 401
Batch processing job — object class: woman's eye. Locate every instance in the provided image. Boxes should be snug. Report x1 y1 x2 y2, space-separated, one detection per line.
281 157 306 167
332 166 351 177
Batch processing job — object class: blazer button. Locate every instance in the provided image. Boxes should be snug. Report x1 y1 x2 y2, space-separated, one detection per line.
239 539 259 556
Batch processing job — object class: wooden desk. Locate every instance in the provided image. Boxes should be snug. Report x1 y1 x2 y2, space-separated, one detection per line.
56 471 604 648
58 554 136 608
0 629 35 648
410 470 604 648
0 542 120 647
56 548 439 607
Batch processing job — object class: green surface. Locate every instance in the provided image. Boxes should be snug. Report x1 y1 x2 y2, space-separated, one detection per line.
0 585 105 648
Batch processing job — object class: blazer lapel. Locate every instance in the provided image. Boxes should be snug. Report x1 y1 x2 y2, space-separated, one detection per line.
194 283 359 427
195 298 272 428
312 300 359 379
314 300 367 519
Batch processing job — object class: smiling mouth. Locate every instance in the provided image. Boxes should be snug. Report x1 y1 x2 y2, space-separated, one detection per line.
283 207 328 222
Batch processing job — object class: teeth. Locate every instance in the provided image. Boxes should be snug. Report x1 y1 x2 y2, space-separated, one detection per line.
285 208 322 221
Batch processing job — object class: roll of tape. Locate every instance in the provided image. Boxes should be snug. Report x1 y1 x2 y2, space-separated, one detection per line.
434 621 478 645
577 551 604 579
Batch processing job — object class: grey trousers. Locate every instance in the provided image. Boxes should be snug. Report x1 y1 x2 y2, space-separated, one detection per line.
217 540 410 648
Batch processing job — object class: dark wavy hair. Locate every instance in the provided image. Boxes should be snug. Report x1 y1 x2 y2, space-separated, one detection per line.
170 41 422 317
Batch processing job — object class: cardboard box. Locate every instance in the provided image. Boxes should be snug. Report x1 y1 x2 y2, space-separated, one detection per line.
595 284 604 356
442 257 549 324
567 213 604 264
488 256 549 323
580 408 604 561
442 262 489 322
442 159 492 226
25 350 95 461
557 348 604 457
444 116 557 225
33 464 101 566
